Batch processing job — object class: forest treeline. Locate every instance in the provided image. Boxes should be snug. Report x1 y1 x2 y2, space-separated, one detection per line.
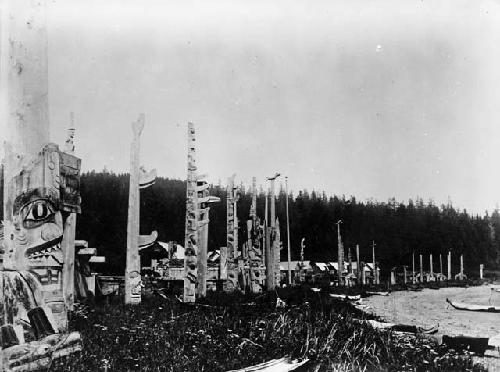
74 171 499 277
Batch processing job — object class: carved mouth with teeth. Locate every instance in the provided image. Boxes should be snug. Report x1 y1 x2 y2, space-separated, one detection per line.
25 236 63 265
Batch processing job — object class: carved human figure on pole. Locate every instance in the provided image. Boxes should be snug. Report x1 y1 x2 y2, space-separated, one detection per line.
248 177 265 293
183 123 199 302
125 114 145 305
224 174 239 291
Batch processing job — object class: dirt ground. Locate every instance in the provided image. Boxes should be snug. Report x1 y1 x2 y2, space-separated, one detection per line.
360 285 500 338
360 284 500 370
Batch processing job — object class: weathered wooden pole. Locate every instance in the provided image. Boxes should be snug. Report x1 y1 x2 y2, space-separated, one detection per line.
390 270 396 285
125 114 145 305
196 177 220 297
429 254 434 279
361 262 366 284
348 247 353 274
224 174 238 291
480 264 484 280
265 173 280 290
274 218 282 286
248 177 264 292
356 244 360 283
372 241 376 284
183 122 199 302
62 117 77 311
403 266 407 284
337 221 344 285
419 254 423 283
460 254 464 280
285 177 292 285
447 251 452 280
439 254 443 276
412 252 416 284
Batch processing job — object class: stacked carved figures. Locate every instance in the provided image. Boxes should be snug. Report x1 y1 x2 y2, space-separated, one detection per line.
247 177 266 293
224 175 239 292
183 123 199 302
1 1 82 369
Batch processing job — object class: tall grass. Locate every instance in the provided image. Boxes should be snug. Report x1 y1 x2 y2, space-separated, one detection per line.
49 289 486 371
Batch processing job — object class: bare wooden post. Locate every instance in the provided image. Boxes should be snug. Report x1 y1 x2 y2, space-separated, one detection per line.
183 123 199 302
285 177 291 285
419 254 423 283
412 252 416 284
125 114 145 305
356 244 360 284
361 263 366 284
480 264 484 280
447 251 452 280
220 247 227 280
372 241 376 284
460 254 464 280
439 254 443 276
390 270 396 285
403 266 407 284
429 254 434 280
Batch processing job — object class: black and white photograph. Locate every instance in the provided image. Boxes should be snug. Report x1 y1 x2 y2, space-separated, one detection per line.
1 0 500 371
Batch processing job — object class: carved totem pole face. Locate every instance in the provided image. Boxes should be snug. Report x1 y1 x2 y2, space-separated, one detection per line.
3 144 81 328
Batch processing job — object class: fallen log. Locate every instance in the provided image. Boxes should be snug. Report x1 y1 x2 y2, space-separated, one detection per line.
226 357 310 372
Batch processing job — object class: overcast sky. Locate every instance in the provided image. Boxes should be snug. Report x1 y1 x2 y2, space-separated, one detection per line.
3 0 500 214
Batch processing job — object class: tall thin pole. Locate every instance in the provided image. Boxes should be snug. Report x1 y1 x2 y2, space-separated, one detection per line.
372 241 376 284
125 114 145 305
419 254 423 283
412 252 415 284
356 244 360 283
285 177 291 285
336 220 343 284
440 254 443 275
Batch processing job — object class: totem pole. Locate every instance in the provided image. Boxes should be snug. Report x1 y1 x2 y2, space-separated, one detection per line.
285 176 292 285
196 176 220 297
1 1 82 368
125 114 148 305
266 173 280 290
273 218 282 286
62 114 77 311
183 123 199 302
299 238 306 283
224 174 239 291
336 220 344 285
248 177 265 293
439 254 443 277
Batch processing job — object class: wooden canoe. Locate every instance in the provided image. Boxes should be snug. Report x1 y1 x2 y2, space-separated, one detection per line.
446 298 500 312
329 293 361 301
366 291 390 296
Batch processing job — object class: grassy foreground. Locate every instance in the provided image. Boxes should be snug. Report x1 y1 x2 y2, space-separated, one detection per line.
50 288 486 372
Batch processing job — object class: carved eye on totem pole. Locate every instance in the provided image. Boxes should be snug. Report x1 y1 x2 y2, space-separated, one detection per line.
12 188 64 276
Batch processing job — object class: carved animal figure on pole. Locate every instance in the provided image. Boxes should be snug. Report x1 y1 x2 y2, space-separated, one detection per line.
224 174 239 291
183 123 199 302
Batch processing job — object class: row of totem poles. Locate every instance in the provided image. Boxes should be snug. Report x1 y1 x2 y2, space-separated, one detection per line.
124 120 286 304
389 252 474 285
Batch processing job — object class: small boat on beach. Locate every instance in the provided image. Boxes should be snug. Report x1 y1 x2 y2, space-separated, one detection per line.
366 291 390 296
329 293 361 301
446 298 500 313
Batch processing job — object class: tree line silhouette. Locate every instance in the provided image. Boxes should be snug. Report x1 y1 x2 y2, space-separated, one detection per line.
73 171 499 277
